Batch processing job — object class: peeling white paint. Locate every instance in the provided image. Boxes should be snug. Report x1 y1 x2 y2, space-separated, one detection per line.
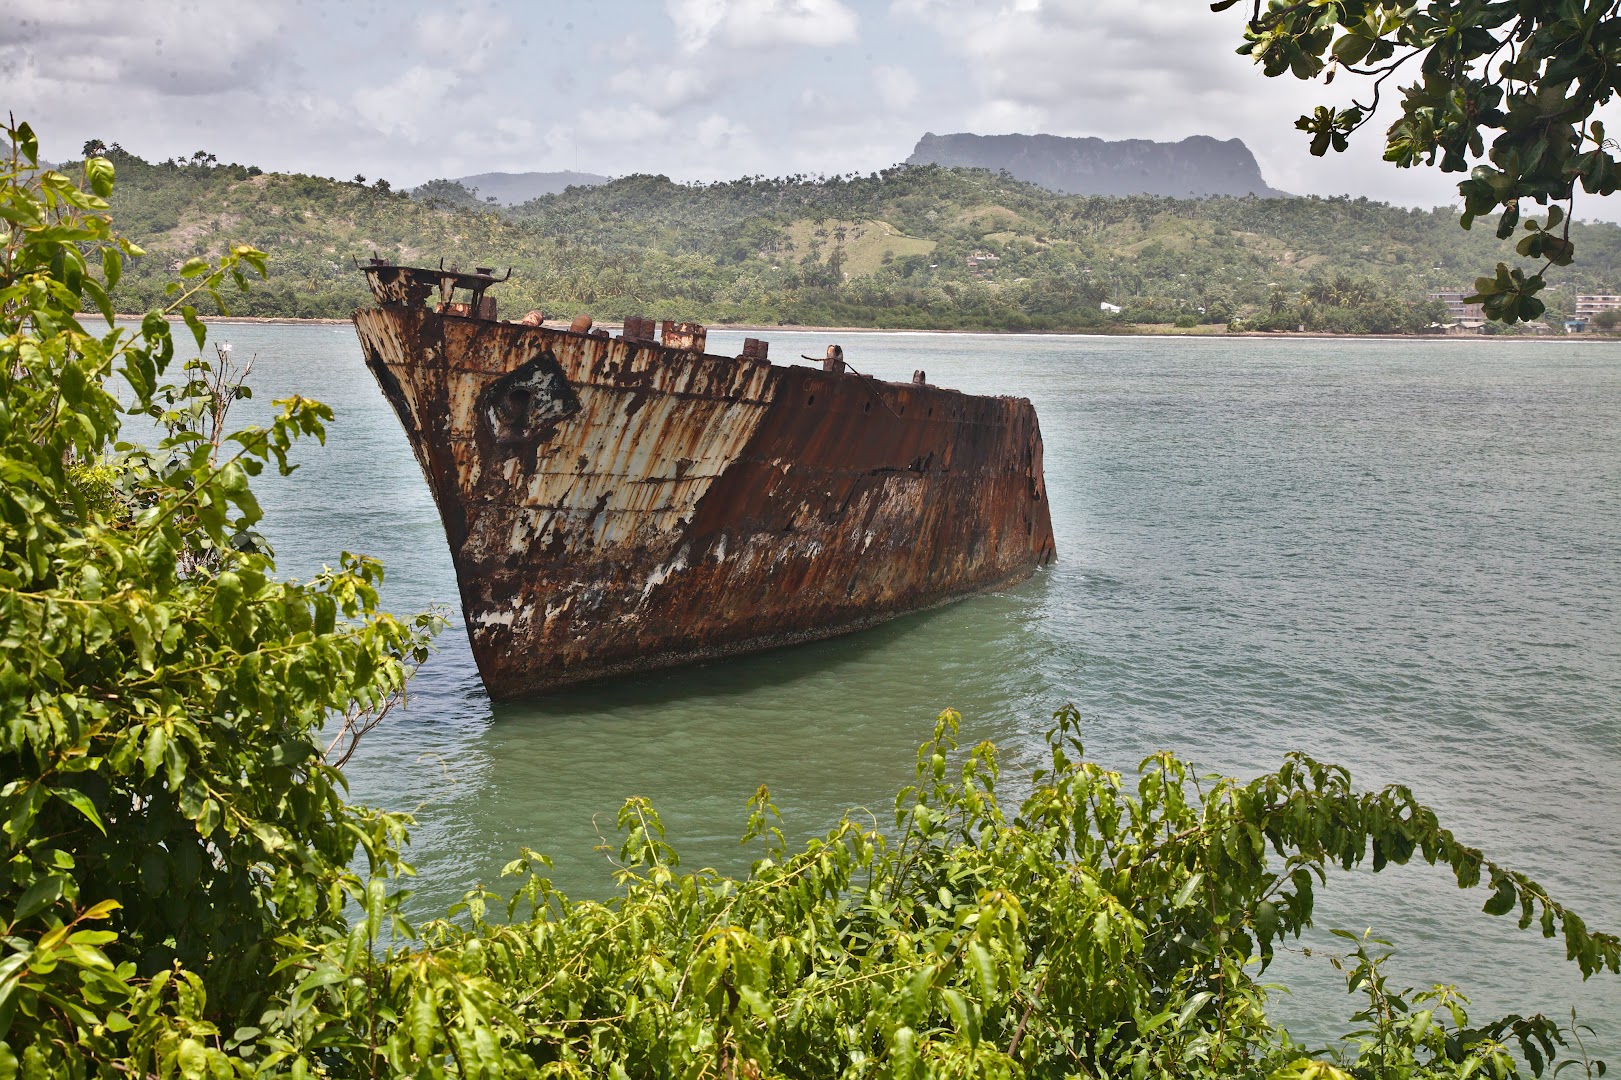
639 546 691 603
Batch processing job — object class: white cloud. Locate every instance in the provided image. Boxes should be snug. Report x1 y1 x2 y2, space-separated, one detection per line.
666 0 859 52
2 0 296 97
18 0 1600 215
351 67 460 139
696 113 748 151
962 98 1047 136
873 65 919 111
576 104 668 145
607 65 716 112
495 116 535 142
413 6 513 73
667 0 727 51
894 0 1237 131
340 6 516 146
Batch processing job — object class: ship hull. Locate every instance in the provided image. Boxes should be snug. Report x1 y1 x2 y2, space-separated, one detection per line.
353 305 1055 698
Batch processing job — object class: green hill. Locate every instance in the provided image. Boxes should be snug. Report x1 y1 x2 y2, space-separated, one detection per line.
91 147 1621 333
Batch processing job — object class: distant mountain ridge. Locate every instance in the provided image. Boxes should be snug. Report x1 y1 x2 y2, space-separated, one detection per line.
907 132 1286 199
446 170 608 205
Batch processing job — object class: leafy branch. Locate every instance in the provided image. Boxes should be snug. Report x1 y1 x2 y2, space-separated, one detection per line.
1223 0 1621 321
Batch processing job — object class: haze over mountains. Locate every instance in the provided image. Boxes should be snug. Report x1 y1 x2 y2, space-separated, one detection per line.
907 132 1287 199
430 132 1286 205
438 170 609 205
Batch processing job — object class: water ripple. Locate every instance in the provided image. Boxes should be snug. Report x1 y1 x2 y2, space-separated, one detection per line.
213 324 1620 1052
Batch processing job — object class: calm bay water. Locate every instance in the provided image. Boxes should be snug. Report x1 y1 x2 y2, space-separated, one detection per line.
208 323 1620 1051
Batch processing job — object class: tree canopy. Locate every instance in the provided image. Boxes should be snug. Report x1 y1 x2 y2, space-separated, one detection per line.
1229 0 1621 321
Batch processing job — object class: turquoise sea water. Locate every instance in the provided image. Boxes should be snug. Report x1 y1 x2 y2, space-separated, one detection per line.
204 323 1620 1053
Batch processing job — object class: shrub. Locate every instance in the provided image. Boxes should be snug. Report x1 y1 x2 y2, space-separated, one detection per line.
3 118 1615 1079
0 118 436 1076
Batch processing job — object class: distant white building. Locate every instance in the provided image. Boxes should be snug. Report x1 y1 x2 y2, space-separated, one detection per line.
1429 289 1484 324
1575 294 1621 319
1100 301 1122 313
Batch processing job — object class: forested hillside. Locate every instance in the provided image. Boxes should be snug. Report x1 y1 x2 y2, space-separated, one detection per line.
91 146 1621 332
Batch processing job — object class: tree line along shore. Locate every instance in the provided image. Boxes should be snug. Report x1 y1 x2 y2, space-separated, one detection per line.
82 144 1621 335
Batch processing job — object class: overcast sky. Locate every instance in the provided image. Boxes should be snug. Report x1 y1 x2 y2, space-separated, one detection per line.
5 0 1610 217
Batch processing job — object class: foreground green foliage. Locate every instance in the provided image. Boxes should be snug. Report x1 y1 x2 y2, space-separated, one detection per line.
3 122 1616 1078
255 710 1613 1080
1232 0 1621 322
0 120 436 1075
74 141 1621 332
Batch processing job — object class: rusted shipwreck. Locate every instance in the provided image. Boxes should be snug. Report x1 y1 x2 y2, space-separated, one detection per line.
352 261 1056 698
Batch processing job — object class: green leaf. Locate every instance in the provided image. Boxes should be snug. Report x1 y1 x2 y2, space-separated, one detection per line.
14 875 65 921
1177 991 1215 1029
1483 878 1518 916
82 277 113 325
196 799 221 838
1254 899 1280 945
1331 33 1374 65
213 572 243 625
142 727 167 780
15 121 38 166
79 899 121 921
941 987 979 1045
138 851 170 896
101 246 122 289
967 941 995 998
84 155 115 198
50 788 104 835
181 305 206 352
